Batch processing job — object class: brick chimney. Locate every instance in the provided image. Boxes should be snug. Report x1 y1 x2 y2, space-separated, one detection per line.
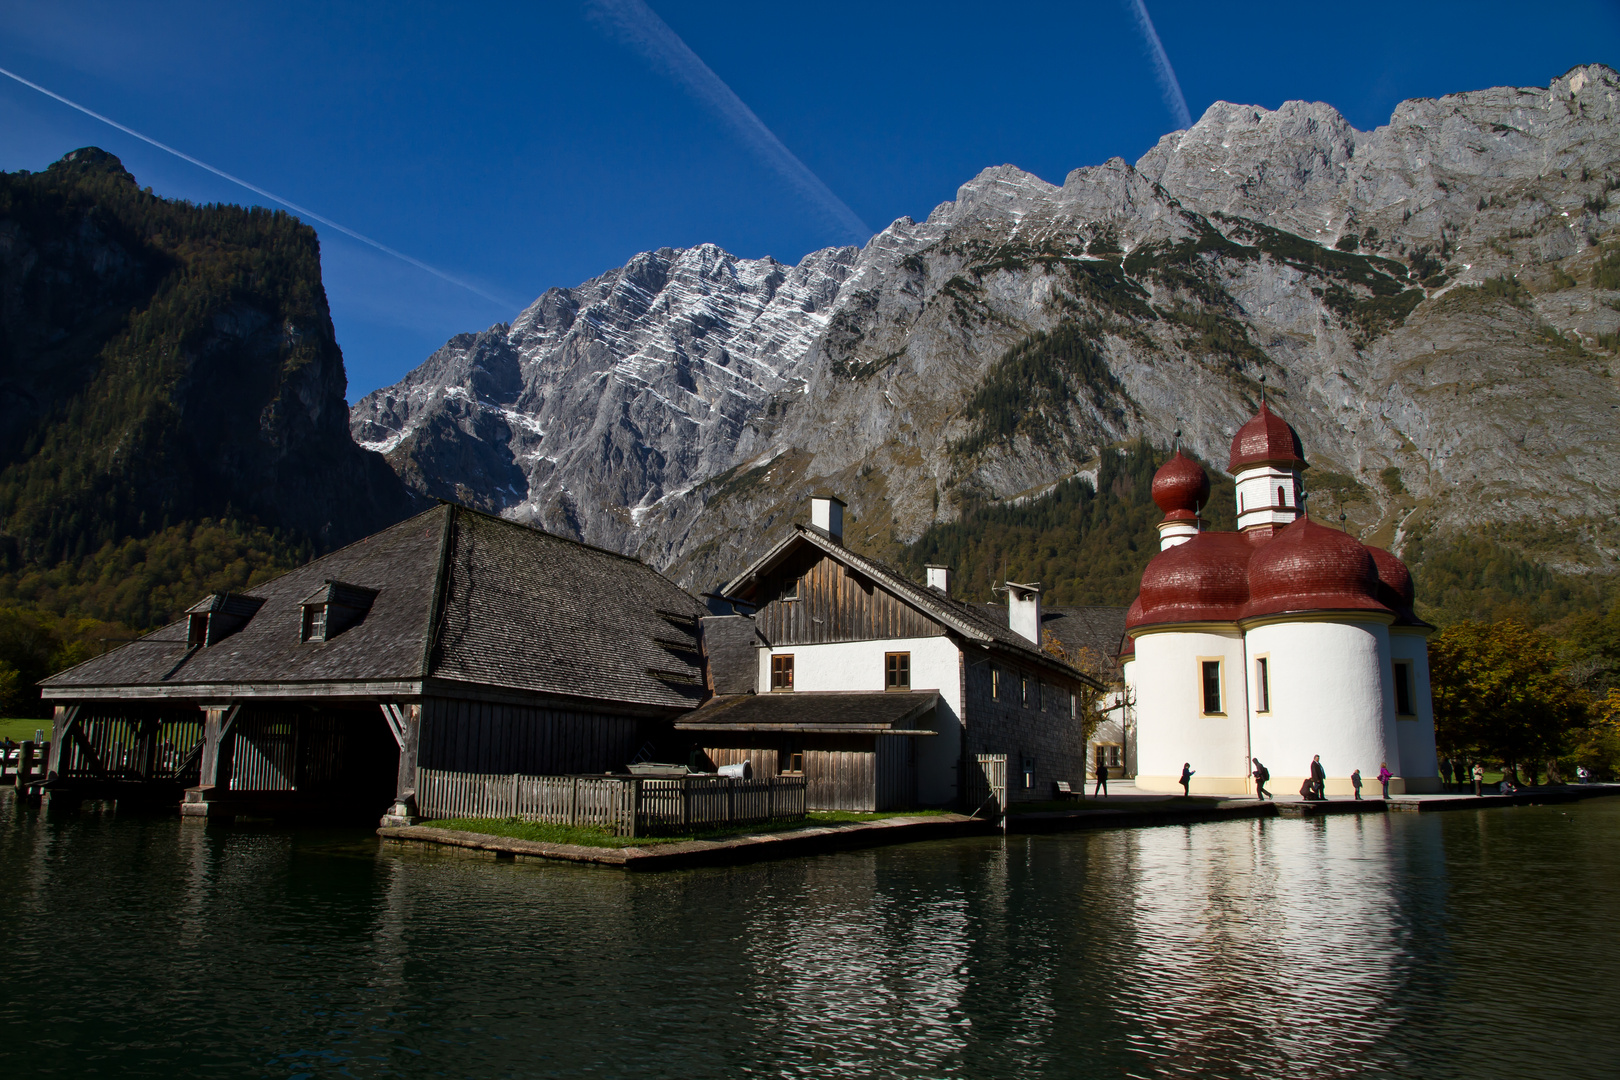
925 564 953 593
810 494 845 543
1006 581 1042 645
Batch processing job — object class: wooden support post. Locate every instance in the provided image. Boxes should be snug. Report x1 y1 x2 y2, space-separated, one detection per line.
509 773 519 819
568 776 579 827
187 703 241 817
626 778 640 838
381 704 422 827
18 741 35 789
45 705 82 783
680 777 690 828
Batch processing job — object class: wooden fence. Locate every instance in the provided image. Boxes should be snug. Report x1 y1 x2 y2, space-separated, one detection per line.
966 753 1008 816
415 769 807 837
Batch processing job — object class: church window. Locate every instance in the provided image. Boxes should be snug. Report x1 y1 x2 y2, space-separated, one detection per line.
1200 659 1224 715
1394 661 1414 716
1255 656 1270 713
1277 485 1286 507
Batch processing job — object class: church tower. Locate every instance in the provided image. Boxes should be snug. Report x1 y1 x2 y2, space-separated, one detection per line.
1228 401 1307 539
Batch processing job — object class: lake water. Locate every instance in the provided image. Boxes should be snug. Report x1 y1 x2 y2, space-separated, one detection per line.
2 792 1616 1080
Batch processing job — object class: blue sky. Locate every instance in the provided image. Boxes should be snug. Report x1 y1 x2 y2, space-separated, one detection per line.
2 1 1615 400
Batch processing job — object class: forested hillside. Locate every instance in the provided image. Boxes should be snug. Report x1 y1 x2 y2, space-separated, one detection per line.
0 149 421 710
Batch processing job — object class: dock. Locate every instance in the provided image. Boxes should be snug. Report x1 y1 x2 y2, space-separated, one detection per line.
377 784 1620 871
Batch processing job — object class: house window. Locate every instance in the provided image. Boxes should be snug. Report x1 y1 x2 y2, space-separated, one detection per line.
1394 661 1414 716
1070 689 1077 719
780 576 799 602
1021 675 1030 709
1022 758 1035 790
992 667 1001 700
885 652 911 690
782 739 804 774
771 654 795 691
187 613 209 648
1200 659 1224 715
1038 681 1046 711
1255 656 1270 713
301 605 328 643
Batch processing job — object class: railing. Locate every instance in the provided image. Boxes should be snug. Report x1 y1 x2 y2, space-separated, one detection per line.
415 769 807 837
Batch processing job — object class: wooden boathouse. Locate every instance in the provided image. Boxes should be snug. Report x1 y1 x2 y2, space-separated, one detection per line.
38 504 707 822
685 495 1102 811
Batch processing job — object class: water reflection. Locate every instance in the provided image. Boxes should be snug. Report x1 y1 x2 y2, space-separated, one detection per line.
1 792 1617 1079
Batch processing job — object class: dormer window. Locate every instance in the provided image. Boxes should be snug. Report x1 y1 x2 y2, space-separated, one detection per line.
298 580 378 643
301 605 329 643
183 593 266 647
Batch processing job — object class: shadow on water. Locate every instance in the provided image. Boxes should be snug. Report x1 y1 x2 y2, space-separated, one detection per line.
1 789 1617 1079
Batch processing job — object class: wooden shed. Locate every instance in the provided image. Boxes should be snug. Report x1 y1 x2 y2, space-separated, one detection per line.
38 504 707 822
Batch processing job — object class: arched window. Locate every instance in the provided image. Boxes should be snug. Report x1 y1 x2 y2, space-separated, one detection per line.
1277 485 1286 506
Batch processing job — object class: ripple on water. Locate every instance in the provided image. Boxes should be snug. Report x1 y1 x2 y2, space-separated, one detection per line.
1 794 1618 1079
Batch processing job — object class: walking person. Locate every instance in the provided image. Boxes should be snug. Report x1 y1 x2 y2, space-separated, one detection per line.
1440 757 1453 792
1351 768 1363 800
1252 757 1271 800
1179 762 1195 797
1094 754 1109 798
1310 755 1327 801
1472 761 1484 797
1377 762 1393 800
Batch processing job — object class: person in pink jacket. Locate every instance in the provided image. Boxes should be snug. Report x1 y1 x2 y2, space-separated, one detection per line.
1377 762 1393 799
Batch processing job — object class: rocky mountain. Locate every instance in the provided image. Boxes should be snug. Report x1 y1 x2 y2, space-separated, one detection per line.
0 149 421 597
353 65 1620 596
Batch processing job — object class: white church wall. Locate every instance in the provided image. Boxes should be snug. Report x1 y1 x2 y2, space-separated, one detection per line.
1131 628 1250 794
1245 617 1402 796
1390 629 1441 792
757 637 963 804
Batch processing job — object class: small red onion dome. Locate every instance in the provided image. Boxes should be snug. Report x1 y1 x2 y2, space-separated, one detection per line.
1228 401 1306 473
1152 451 1211 518
1366 545 1418 621
1127 531 1254 629
1243 517 1389 619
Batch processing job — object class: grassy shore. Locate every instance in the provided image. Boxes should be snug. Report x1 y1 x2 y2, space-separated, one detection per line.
0 719 51 744
432 809 952 850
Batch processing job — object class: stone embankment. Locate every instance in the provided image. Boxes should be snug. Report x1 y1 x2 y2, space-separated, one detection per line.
378 785 1620 872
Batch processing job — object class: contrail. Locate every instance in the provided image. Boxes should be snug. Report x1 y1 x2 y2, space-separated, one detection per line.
587 0 872 246
0 64 517 310
1126 0 1193 130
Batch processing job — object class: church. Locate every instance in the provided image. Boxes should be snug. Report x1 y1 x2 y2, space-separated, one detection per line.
1122 403 1441 796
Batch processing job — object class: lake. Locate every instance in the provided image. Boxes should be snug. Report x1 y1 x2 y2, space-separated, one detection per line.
2 791 1616 1079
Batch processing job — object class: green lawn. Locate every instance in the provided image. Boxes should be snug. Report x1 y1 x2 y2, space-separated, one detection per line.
431 809 953 850
0 718 51 744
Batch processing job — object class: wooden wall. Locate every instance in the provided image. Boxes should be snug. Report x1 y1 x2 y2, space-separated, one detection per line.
755 551 945 646
702 731 921 812
418 697 645 776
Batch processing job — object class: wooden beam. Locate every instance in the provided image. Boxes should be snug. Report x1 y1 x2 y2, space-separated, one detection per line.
44 705 81 781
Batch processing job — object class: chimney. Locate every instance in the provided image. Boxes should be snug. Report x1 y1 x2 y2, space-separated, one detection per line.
925 564 953 594
1006 581 1042 645
810 494 845 543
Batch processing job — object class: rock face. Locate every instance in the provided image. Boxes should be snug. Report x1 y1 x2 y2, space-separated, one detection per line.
0 148 423 565
353 65 1620 591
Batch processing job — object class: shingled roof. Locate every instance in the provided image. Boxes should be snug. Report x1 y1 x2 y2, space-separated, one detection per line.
675 691 940 733
720 524 1101 689
42 504 706 709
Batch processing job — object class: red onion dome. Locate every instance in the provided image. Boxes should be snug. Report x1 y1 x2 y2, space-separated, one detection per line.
1152 451 1211 518
1228 401 1306 473
1119 598 1142 657
1366 545 1417 621
1242 517 1389 619
1127 531 1254 628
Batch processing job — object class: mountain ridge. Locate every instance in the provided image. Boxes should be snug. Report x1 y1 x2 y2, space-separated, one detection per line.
352 64 1620 598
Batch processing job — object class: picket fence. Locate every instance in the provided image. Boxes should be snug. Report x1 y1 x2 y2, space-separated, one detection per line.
415 768 808 837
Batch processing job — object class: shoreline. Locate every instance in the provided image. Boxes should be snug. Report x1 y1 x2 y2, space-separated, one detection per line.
377 784 1620 871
